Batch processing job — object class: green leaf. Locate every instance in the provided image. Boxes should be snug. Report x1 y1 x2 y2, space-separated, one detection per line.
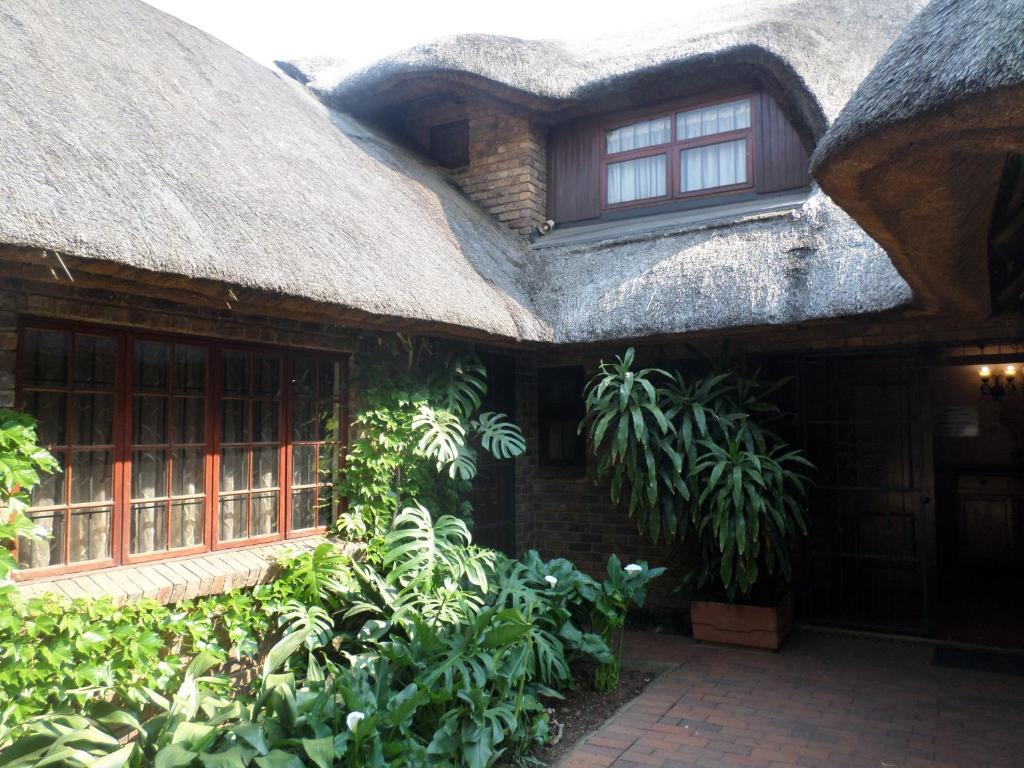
254 753 303 768
301 738 334 768
156 744 198 768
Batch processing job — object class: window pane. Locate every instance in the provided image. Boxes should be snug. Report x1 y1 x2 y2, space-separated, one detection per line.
222 351 249 395
252 447 279 489
23 329 68 387
25 391 66 446
318 484 337 528
319 360 339 400
292 489 315 530
677 98 751 139
132 449 167 499
19 509 64 568
253 356 280 396
293 400 317 441
221 399 248 443
219 495 248 541
253 401 278 443
173 345 206 393
292 358 316 399
30 450 65 507
681 139 748 192
252 493 278 536
606 116 671 153
220 447 248 492
607 155 667 205
320 401 339 442
134 341 169 392
70 450 113 503
74 335 117 389
75 393 114 445
292 444 316 486
134 396 168 444
172 397 205 444
70 506 111 562
318 444 339 482
171 500 204 548
130 502 166 554
172 448 205 496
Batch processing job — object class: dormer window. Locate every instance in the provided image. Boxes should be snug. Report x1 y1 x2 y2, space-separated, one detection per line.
546 90 810 228
601 96 754 210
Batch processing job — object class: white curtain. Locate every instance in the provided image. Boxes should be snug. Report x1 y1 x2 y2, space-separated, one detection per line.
607 155 667 204
71 508 111 562
681 139 747 193
606 116 671 153
678 99 751 140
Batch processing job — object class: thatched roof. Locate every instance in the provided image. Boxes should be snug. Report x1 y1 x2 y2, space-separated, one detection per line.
528 190 911 343
1 0 923 347
811 0 1024 317
0 0 548 342
289 0 926 139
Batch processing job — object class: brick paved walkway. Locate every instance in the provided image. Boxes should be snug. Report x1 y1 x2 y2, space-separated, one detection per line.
561 630 1024 768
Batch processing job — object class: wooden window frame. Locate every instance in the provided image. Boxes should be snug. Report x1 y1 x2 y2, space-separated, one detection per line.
599 92 756 212
14 320 348 579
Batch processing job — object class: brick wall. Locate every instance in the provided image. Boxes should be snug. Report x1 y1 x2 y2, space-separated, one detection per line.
404 99 546 237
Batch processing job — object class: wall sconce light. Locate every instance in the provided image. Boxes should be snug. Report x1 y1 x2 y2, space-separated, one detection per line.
979 364 1017 401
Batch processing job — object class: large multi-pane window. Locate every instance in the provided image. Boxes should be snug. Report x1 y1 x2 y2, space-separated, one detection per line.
15 324 347 576
601 95 754 209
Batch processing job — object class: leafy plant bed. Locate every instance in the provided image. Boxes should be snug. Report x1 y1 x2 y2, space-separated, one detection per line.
511 664 656 767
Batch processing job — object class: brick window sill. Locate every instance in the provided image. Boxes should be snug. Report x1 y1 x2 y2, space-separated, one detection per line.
14 537 337 605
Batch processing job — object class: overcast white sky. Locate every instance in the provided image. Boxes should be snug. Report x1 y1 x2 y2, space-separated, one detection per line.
142 0 717 69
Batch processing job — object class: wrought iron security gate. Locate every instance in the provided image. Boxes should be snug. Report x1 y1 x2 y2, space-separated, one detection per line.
794 354 934 634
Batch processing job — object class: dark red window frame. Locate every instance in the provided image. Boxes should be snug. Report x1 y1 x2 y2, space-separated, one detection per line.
599 92 756 212
14 320 348 579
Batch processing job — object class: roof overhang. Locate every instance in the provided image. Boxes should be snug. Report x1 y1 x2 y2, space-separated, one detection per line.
813 86 1024 318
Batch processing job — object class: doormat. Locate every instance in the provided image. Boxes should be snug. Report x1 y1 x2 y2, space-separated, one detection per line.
932 646 1024 676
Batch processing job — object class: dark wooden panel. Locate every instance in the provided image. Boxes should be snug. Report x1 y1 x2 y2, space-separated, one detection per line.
466 353 516 556
429 119 469 169
547 117 601 224
755 93 811 194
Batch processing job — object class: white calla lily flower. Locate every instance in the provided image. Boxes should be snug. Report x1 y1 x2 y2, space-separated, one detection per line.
544 575 558 588
624 563 642 575
346 711 365 732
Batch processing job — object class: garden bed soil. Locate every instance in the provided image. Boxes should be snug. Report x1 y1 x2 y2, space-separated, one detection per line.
528 664 656 766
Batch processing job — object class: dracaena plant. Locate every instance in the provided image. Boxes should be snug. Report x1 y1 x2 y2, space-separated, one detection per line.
581 347 814 603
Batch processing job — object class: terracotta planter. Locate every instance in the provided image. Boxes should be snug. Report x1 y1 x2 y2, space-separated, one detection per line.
690 592 794 651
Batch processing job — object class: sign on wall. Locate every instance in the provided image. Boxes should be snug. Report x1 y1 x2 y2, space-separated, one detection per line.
935 405 980 437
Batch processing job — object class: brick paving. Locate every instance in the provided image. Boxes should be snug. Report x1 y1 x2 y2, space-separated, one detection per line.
561 630 1024 768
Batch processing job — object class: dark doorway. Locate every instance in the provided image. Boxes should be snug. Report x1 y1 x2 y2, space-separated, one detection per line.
794 354 934 635
466 353 517 556
931 362 1024 649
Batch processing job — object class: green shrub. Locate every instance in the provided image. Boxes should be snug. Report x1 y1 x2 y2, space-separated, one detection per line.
580 347 813 602
0 409 59 589
0 508 634 767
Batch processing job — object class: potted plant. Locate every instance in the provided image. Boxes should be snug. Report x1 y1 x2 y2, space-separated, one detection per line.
580 347 813 650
